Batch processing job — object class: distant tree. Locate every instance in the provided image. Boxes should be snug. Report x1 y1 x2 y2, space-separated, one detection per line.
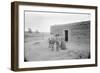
35 30 39 33
28 28 32 33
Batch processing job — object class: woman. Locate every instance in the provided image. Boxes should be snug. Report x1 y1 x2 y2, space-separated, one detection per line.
60 38 67 50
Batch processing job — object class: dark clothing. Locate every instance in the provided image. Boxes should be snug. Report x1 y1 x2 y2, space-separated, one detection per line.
60 40 66 50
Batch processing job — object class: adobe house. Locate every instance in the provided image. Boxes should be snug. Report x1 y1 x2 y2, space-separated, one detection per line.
50 21 90 50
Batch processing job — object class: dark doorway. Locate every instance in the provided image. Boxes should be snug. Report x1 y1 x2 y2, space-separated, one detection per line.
65 30 68 42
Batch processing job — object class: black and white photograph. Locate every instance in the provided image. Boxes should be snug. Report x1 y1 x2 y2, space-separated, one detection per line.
11 2 97 71
24 10 91 62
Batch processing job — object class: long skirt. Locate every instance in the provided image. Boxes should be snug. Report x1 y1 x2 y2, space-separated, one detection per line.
60 41 66 50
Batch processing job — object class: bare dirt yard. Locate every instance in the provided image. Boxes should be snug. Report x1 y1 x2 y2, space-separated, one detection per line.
24 32 90 62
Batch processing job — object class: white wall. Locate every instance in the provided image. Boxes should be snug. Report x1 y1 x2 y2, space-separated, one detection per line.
0 0 99 73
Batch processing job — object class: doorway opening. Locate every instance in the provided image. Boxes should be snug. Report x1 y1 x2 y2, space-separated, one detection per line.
65 30 68 42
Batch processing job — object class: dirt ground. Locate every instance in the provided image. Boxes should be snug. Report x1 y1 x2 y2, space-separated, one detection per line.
24 32 90 62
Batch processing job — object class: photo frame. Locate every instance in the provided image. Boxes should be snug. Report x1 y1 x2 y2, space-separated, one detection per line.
11 1 97 71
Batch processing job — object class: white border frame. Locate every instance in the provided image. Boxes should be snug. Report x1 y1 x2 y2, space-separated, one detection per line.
18 5 96 68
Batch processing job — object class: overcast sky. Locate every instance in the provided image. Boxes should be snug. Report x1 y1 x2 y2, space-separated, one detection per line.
25 11 90 32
